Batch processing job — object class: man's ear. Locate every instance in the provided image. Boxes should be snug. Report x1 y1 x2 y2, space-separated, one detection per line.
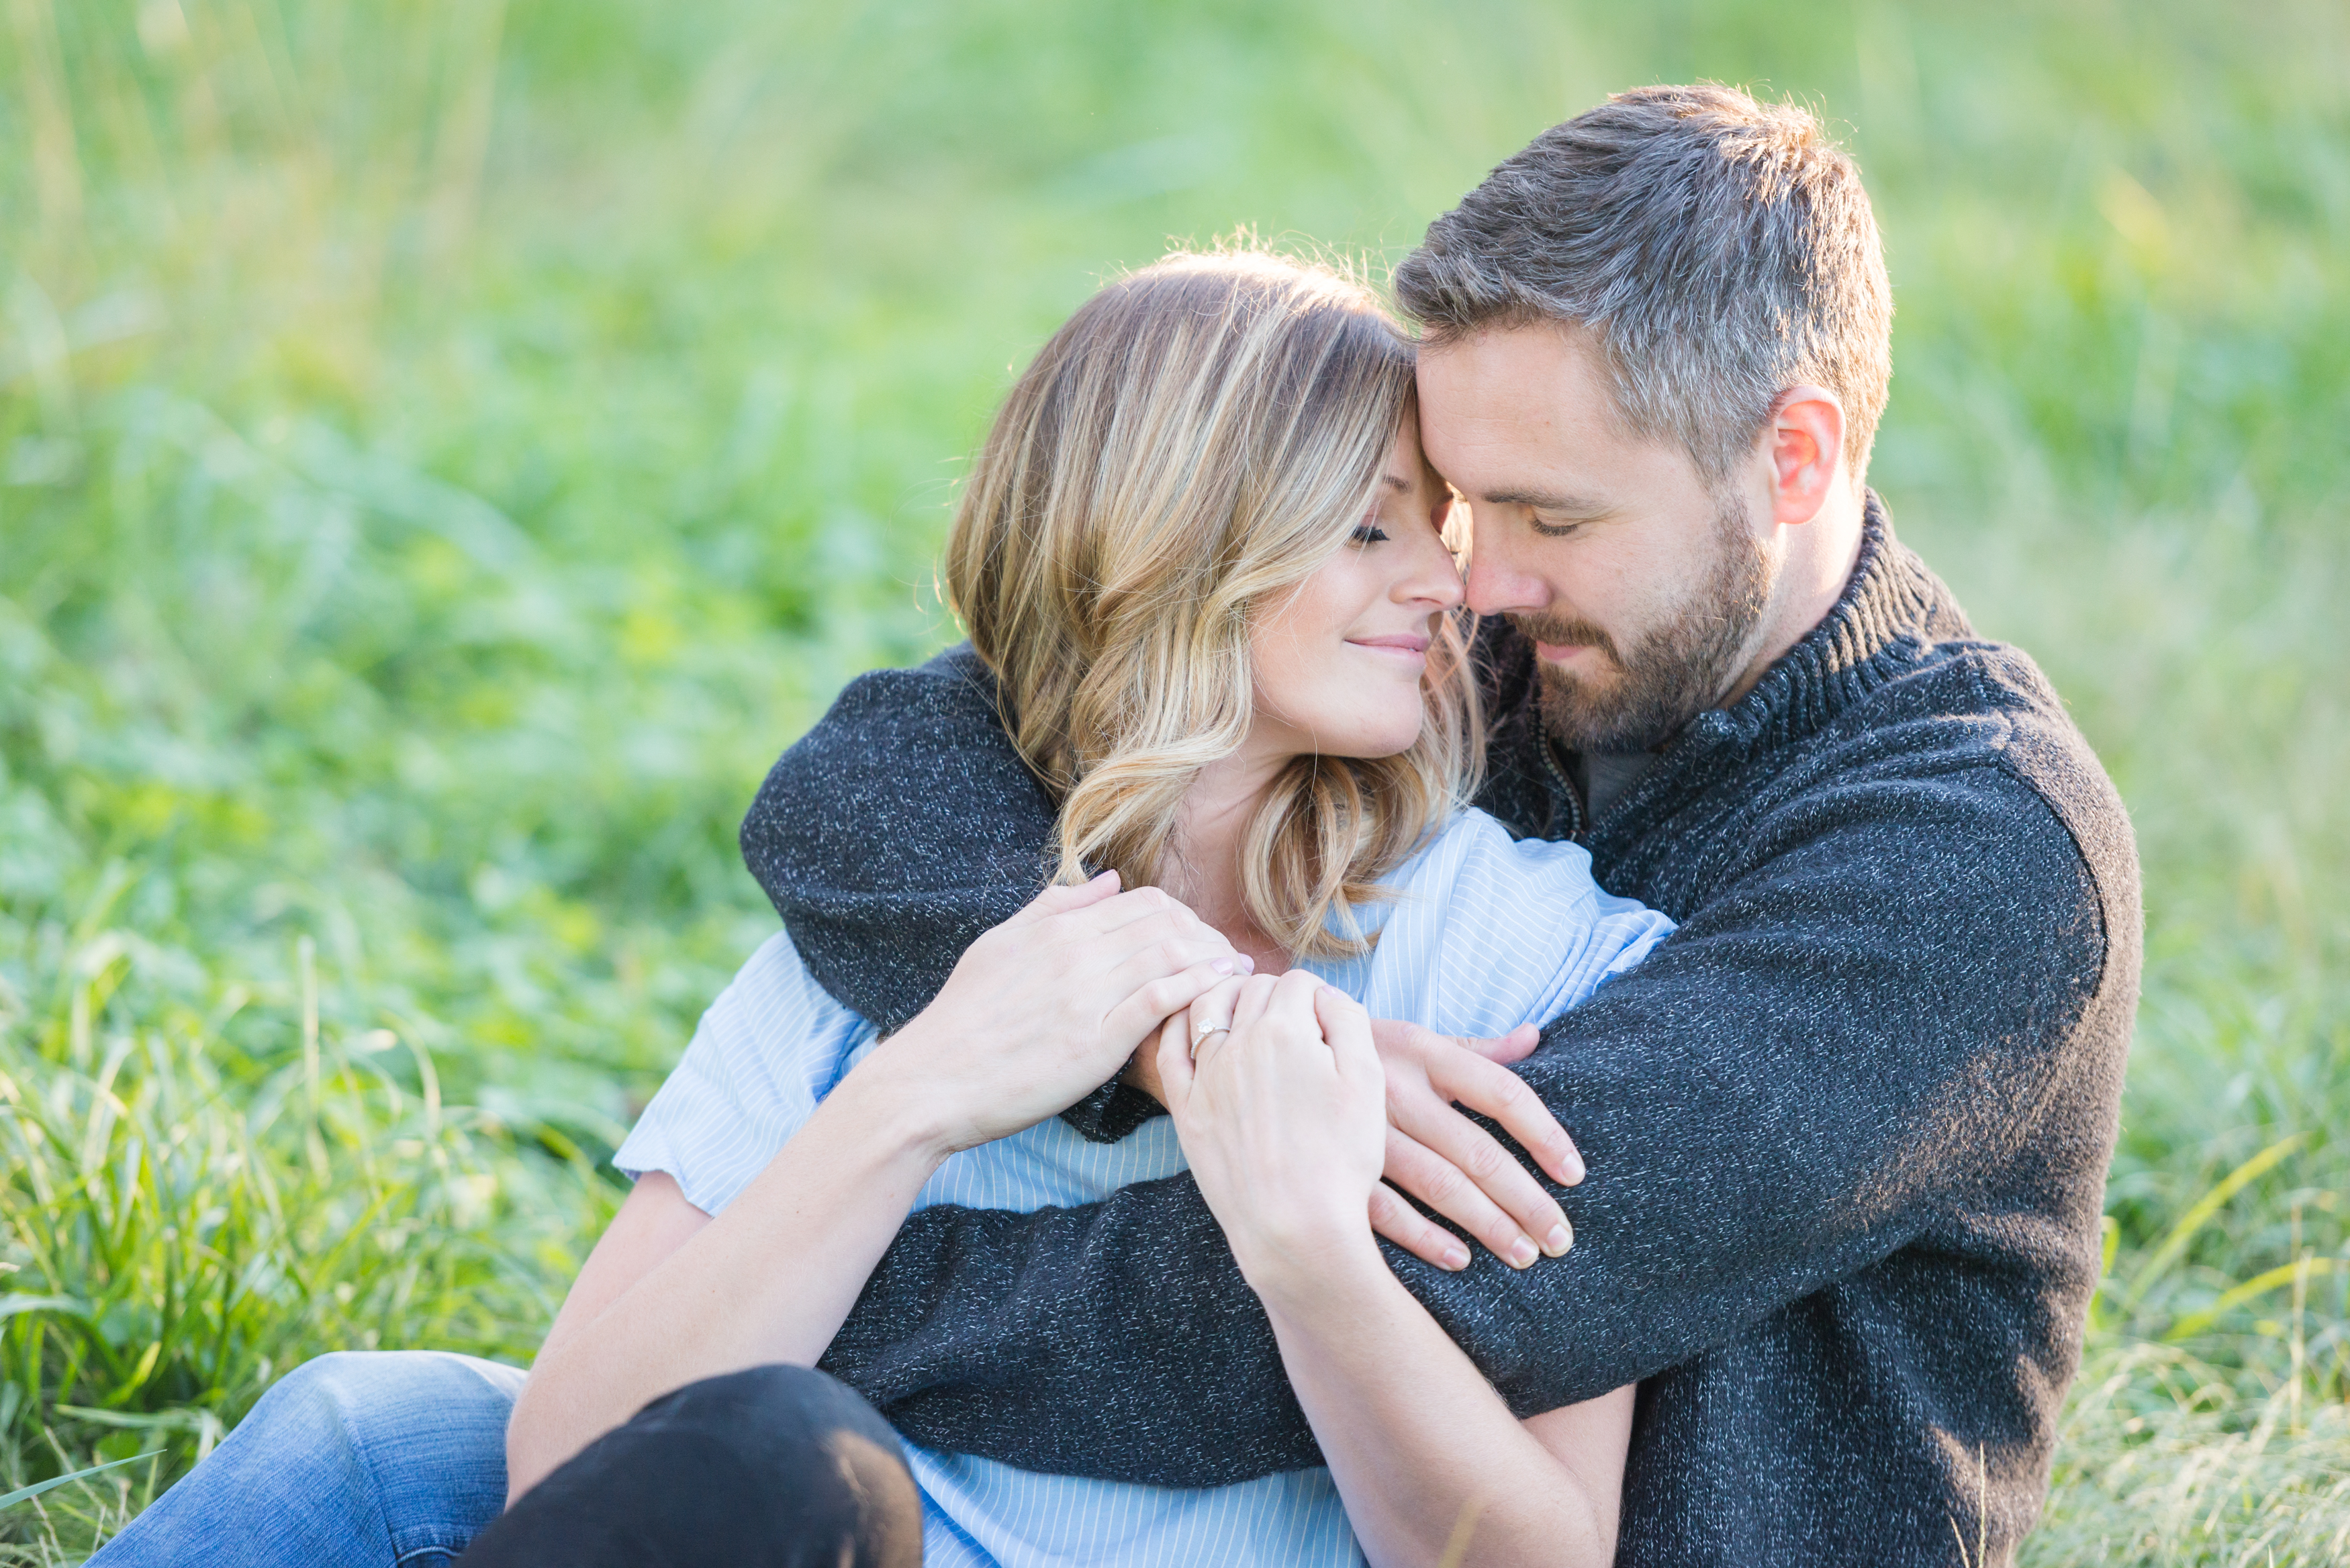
1768 386 1845 527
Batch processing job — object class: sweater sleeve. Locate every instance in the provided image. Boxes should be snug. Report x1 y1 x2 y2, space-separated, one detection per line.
804 748 2118 1485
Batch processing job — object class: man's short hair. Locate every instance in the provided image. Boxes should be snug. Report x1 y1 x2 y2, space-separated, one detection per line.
1395 83 1893 489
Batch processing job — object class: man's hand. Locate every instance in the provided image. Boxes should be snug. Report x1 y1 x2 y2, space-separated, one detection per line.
1128 1007 1583 1273
1366 1018 1583 1273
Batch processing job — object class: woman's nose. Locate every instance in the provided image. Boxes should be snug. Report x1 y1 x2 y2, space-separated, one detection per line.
1399 534 1466 611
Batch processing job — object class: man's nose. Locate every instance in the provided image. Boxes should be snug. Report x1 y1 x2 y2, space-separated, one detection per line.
1464 538 1550 618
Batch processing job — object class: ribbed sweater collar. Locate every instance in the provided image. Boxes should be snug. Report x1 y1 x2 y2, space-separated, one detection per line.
1671 491 1962 763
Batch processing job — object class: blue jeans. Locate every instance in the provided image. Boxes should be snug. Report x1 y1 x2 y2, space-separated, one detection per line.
90 1351 520 1568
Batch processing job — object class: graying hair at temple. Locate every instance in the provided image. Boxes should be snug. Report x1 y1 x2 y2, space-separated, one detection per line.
1395 83 1895 490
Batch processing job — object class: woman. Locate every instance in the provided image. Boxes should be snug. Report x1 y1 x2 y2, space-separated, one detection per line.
481 248 1673 1567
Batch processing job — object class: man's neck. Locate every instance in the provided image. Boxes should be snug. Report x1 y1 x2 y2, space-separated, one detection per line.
1719 483 1868 711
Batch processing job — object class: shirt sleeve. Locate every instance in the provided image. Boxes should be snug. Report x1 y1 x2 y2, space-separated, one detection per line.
612 929 877 1217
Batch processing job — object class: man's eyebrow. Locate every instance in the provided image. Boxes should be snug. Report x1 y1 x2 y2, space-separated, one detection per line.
1480 487 1608 513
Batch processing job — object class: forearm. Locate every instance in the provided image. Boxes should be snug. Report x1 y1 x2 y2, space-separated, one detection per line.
505 1078 947 1497
1252 1238 1618 1568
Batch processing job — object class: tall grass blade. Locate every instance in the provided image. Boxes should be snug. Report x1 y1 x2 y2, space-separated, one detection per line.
2120 1135 2306 1310
0 1453 161 1512
2165 1258 2338 1344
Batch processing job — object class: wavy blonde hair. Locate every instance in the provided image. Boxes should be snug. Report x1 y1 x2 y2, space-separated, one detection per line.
944 246 1482 959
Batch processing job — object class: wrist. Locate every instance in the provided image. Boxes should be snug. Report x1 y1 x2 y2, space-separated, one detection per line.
1229 1212 1388 1310
1120 1043 1168 1107
829 1032 964 1167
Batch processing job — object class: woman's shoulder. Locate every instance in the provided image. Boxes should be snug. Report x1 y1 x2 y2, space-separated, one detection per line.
714 928 872 1040
656 928 879 1124
741 643 1059 1037
1389 807 1604 902
612 928 877 1215
1358 808 1675 1036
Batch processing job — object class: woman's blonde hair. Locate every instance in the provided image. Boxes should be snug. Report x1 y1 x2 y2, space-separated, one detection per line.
944 246 1481 959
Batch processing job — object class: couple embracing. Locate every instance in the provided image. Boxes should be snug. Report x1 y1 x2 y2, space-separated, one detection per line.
96 85 2139 1568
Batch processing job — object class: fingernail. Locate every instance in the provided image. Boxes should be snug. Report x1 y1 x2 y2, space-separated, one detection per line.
1089 869 1119 887
1442 1244 1470 1271
1211 959 1236 975
1509 1236 1539 1269
1237 954 1255 973
1560 1157 1586 1186
1544 1222 1573 1257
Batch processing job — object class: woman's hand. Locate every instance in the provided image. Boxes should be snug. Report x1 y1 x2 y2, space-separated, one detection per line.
510 872 1242 1496
859 871 1250 1155
1154 970 1387 1287
1137 984 1581 1273
1158 974 1631 1568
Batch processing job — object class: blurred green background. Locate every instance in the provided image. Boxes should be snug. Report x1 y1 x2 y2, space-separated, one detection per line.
3 0 2345 1560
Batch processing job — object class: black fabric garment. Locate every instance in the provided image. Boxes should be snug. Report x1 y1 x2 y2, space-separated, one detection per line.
739 497 2141 1566
1565 744 1660 822
457 1366 921 1568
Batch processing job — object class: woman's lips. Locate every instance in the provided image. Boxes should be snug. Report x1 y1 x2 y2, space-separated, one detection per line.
1349 633 1431 659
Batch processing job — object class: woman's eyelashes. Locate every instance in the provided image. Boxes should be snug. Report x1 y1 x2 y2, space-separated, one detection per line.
1352 521 1391 544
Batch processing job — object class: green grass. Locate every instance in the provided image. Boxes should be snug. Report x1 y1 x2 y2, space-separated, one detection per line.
2 0 2345 1561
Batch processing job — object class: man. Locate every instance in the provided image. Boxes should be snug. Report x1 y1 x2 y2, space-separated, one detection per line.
93 85 2135 1568
745 85 2138 1563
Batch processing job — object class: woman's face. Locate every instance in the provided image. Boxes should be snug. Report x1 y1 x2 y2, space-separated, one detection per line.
1248 415 1464 761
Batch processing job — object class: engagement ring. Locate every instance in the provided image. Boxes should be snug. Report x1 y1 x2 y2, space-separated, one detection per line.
1190 1022 1231 1059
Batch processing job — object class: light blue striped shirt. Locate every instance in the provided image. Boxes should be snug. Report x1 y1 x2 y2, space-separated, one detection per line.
615 806 1674 1567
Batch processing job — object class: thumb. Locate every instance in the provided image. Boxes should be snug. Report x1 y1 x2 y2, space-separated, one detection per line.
1010 867 1121 924
1463 1022 1542 1064
1315 985 1380 1085
1154 1010 1196 1110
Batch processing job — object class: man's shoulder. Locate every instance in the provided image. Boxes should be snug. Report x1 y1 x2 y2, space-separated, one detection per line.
1772 532 2126 859
1837 628 2137 895
800 643 1016 763
1751 627 2142 1010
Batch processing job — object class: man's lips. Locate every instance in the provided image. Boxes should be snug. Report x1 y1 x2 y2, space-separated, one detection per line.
1535 641 1600 663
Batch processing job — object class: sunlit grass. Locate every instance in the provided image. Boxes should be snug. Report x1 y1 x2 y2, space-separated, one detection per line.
0 927 610 1561
3 0 2345 1559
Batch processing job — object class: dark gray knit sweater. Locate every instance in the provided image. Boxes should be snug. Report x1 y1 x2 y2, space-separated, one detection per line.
739 499 2141 1565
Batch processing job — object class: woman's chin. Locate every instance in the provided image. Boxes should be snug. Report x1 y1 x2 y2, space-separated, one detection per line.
1309 720 1427 761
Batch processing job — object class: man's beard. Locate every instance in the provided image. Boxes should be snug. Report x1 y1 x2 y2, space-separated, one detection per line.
1509 499 1775 755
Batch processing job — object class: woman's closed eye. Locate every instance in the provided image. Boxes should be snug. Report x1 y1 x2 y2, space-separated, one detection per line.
1352 521 1391 544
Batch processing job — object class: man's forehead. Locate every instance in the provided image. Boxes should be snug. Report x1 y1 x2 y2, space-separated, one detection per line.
1423 328 1617 426
1414 328 1662 498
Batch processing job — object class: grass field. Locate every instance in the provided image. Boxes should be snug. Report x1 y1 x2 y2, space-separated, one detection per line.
3 0 2346 1561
